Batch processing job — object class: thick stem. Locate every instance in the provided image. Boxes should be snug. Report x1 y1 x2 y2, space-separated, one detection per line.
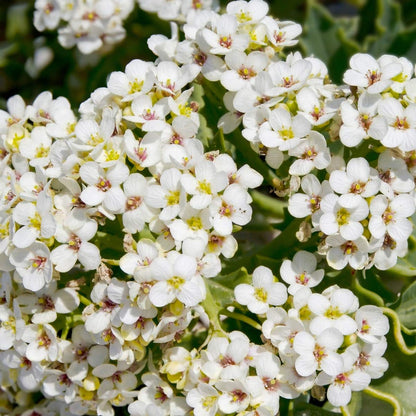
352 271 384 307
381 307 416 355
101 258 120 266
250 189 286 219
364 386 401 416
219 309 262 331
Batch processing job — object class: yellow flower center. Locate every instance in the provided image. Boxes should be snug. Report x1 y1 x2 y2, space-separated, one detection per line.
324 306 342 319
168 275 185 289
166 190 180 206
254 287 268 303
336 208 350 226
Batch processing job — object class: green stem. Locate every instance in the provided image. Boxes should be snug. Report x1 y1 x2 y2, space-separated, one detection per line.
340 406 352 416
79 294 92 306
61 324 69 340
219 309 262 331
101 258 120 266
364 386 401 416
381 307 416 355
288 400 294 416
352 271 384 306
218 128 227 153
250 189 286 219
401 325 416 336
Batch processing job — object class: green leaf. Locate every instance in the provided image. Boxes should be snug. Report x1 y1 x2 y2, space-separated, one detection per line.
395 280 416 329
347 392 362 416
293 401 339 416
205 267 250 308
366 0 404 56
6 4 30 40
301 0 360 83
358 0 405 56
387 23 416 61
371 332 416 415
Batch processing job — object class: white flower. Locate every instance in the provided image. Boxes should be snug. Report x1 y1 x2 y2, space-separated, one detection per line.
181 158 228 209
308 287 358 336
263 17 302 50
297 87 342 126
216 379 250 414
293 328 344 377
316 354 371 407
326 235 369 270
234 266 287 314
0 94 27 134
369 194 415 241
280 251 324 295
288 131 331 175
51 216 100 273
12 193 55 249
267 59 311 96
226 0 269 24
186 383 219 416
379 55 413 93
124 129 162 169
84 280 122 334
378 97 416 150
319 194 369 240
213 154 263 189
329 157 380 197
355 305 389 344
259 107 311 151
209 184 252 236
169 206 210 243
288 174 331 225
339 93 387 147
145 167 185 221
10 242 52 292
221 51 268 92
370 233 408 270
344 338 389 379
122 173 155 234
343 53 402 93
79 161 129 213
22 323 59 362
19 126 52 168
107 59 155 100
34 0 61 31
377 150 414 198
201 14 249 55
123 95 169 131
149 254 205 307
246 351 298 413
120 238 159 283
17 281 79 324
154 61 199 96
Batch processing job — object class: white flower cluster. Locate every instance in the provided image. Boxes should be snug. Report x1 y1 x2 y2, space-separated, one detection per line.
3 0 412 413
138 0 218 22
34 0 137 54
148 0 416 271
124 264 388 416
0 51 262 413
286 52 416 270
33 0 218 54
